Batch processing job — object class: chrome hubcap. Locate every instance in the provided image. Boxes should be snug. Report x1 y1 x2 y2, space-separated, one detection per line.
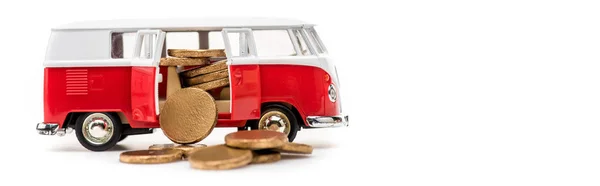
82 113 114 145
259 111 290 135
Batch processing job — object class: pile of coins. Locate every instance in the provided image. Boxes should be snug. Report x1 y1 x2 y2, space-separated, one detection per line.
180 59 230 91
123 49 311 169
159 48 230 91
119 130 313 170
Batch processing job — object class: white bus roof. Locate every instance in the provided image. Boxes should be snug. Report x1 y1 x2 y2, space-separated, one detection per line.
52 17 314 31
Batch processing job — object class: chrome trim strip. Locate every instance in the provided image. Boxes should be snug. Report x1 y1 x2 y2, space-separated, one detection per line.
306 115 349 128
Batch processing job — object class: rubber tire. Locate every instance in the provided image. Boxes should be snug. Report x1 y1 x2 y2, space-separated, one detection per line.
118 135 128 142
260 105 299 142
75 112 123 151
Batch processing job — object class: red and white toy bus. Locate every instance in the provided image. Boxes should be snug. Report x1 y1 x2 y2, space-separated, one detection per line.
36 18 348 151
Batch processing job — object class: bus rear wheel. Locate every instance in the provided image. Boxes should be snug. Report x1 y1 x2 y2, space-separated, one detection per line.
244 105 299 142
75 112 123 151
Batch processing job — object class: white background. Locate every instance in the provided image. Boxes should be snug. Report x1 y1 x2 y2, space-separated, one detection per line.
1 0 600 185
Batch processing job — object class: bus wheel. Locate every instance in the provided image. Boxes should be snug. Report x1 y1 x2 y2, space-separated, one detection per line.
257 105 299 142
118 135 128 142
75 112 123 151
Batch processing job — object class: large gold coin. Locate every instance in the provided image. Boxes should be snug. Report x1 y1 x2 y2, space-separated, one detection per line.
119 149 183 164
251 150 281 164
159 88 217 144
173 144 208 158
188 144 252 170
275 142 313 154
224 130 288 150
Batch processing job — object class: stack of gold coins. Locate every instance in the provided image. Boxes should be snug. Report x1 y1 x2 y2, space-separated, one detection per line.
181 59 229 90
179 58 230 91
158 48 230 91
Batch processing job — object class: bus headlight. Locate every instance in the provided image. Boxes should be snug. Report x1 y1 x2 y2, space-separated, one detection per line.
328 84 337 102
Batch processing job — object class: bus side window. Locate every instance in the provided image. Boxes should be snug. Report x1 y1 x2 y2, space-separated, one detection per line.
306 27 327 54
291 29 313 56
111 33 123 58
252 30 295 57
111 32 136 59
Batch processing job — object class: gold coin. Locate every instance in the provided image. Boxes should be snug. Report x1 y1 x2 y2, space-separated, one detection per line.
224 130 288 150
188 144 252 170
159 57 209 66
159 88 217 144
181 59 227 78
275 142 313 154
185 69 229 86
189 78 229 91
168 49 226 58
251 150 281 164
219 87 230 99
119 149 183 164
173 144 208 158
148 143 176 150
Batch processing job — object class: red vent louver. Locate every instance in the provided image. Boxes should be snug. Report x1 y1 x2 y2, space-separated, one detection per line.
65 69 88 96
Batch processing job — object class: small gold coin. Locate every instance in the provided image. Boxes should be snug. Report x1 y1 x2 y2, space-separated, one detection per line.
148 143 207 159
168 49 226 58
188 144 252 170
181 60 228 78
189 78 229 91
251 150 281 164
185 69 229 86
275 142 313 154
224 130 288 150
173 144 208 158
148 144 176 150
159 88 218 144
160 57 210 66
119 149 183 164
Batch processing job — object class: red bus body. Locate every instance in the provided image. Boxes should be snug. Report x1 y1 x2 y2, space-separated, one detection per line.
43 64 339 129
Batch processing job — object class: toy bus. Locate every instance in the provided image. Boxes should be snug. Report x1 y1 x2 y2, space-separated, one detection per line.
36 17 348 151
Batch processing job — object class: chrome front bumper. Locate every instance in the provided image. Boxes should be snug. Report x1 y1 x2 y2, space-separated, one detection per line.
36 123 71 136
306 115 349 128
